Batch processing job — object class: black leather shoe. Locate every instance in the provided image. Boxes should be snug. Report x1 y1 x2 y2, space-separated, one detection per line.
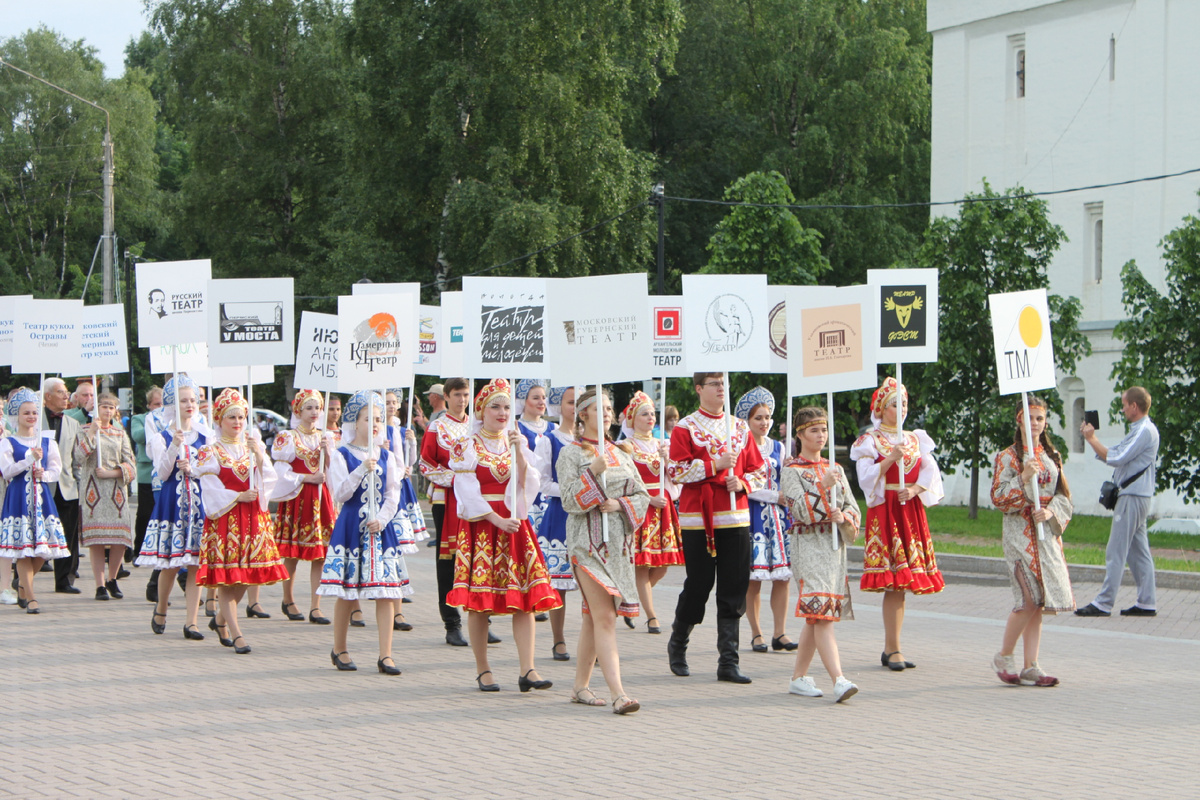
750 635 768 653
350 610 366 627
402 596 412 603
208 617 233 647
519 669 553 692
377 657 402 675
623 616 635 629
1074 603 1111 617
772 636 799 652
281 601 305 621
646 617 661 634
95 586 109 601
56 585 81 595
487 629 501 644
445 627 468 647
183 624 205 640
881 651 914 670
151 610 166 635
331 650 357 671
204 598 217 617
476 671 499 692
1120 605 1157 616
105 580 124 599
393 614 413 632
232 636 252 654
717 666 753 684
309 609 331 625
246 603 270 619
552 641 570 661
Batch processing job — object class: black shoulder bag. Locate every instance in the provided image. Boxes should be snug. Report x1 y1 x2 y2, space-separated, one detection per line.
1099 466 1149 512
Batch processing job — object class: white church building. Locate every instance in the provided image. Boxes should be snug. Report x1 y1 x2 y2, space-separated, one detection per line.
927 0 1200 516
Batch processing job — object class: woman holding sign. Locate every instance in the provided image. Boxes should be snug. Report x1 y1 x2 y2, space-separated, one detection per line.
621 390 682 636
136 376 208 639
447 379 561 693
271 390 338 625
989 397 1074 687
851 378 944 672
735 387 796 653
0 389 68 614
384 388 428 557
195 389 288 655
780 406 860 702
533 386 578 660
74 393 137 601
558 387 650 714
318 391 409 675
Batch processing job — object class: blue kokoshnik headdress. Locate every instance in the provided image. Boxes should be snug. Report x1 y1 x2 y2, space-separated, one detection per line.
734 386 775 420
341 390 386 446
6 388 38 418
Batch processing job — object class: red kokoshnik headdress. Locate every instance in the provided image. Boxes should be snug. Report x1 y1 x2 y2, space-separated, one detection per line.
870 377 907 422
291 389 324 417
474 378 512 416
212 387 248 422
621 391 654 424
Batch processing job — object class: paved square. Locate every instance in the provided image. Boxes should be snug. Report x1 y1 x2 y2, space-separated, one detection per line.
4 550 1198 799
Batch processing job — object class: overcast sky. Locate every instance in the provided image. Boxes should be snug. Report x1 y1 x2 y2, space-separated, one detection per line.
2 0 150 78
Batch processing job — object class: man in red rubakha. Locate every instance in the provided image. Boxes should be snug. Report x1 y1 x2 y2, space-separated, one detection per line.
666 372 766 683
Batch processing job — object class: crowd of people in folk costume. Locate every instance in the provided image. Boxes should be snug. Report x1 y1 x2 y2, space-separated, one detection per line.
1 366 1162 712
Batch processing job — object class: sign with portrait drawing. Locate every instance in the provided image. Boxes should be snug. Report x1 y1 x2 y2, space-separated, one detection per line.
544 273 649 385
785 284 878 395
867 268 939 363
462 277 549 378
681 274 769 373
136 259 212 347
988 288 1056 396
206 278 294 367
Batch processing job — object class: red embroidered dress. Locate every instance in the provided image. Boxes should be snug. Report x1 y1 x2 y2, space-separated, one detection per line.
667 409 767 555
628 434 684 567
194 442 289 587
420 413 469 561
271 429 336 561
851 427 945 594
446 431 562 614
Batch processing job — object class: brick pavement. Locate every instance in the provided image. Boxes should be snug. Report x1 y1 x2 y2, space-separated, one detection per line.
3 549 1198 799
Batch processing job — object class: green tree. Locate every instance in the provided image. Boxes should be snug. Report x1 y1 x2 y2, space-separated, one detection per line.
916 183 1090 517
702 170 830 284
344 0 682 294
1111 201 1200 498
647 0 930 287
0 27 160 298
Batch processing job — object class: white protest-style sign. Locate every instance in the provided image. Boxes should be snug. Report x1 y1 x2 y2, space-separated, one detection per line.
439 291 464 379
207 278 294 367
785 284 879 396
136 259 211 347
191 364 274 388
417 305 442 376
294 311 339 392
338 293 416 392
353 282 421 367
546 273 650 386
462 276 550 378
681 274 770 372
868 268 939 363
0 295 32 366
69 304 129 377
648 295 690 377
989 288 1056 395
149 341 208 375
12 298 83 375
766 285 788 374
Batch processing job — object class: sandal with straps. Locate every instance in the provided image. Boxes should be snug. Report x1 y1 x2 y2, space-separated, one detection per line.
571 687 606 707
612 694 641 715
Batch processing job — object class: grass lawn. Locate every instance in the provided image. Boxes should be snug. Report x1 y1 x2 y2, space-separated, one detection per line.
854 502 1200 573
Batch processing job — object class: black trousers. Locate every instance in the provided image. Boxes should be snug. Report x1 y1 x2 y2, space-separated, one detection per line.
53 491 80 590
673 526 751 626
431 504 461 631
132 482 155 558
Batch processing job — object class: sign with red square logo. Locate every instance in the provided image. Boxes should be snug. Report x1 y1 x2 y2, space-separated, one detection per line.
655 307 681 339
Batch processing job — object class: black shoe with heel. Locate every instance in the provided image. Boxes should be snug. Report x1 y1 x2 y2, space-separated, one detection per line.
232 636 252 654
519 669 553 692
208 617 233 647
646 617 661 635
204 598 217 617
750 634 768 653
881 651 914 671
309 609 331 625
377 657 401 675
350 610 366 628
393 614 413 632
552 641 570 661
183 624 205 641
281 601 305 621
476 671 500 692
772 636 799 652
331 650 357 671
151 610 166 635
246 603 270 619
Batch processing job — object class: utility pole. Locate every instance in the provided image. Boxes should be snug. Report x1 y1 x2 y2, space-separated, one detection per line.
652 182 665 294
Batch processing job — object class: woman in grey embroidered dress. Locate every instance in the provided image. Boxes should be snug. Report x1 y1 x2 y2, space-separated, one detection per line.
558 387 650 714
989 396 1074 687
75 393 137 601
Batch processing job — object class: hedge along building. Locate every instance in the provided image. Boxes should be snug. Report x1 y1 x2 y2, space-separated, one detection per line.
928 0 1199 518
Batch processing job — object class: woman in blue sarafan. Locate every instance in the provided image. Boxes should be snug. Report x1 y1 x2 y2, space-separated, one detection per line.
532 385 577 660
735 386 798 654
383 388 427 634
135 375 209 640
318 390 409 676
0 388 68 615
517 380 556 533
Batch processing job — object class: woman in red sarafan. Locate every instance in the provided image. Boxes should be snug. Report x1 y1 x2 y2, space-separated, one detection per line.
271 389 338 624
195 388 288 655
447 378 562 693
850 377 945 673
